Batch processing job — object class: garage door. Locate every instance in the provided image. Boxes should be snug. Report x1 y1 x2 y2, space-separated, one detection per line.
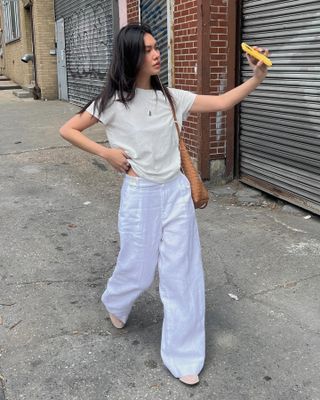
240 0 320 214
55 0 115 106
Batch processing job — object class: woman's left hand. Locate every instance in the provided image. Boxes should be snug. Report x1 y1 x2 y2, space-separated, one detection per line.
246 47 269 81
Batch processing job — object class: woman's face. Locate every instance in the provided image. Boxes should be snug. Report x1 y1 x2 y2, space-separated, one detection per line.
139 33 161 77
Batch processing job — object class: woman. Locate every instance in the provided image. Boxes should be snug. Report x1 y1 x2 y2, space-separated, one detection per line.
60 23 268 385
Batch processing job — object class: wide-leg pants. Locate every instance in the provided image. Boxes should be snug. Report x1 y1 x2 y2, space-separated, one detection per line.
101 172 205 377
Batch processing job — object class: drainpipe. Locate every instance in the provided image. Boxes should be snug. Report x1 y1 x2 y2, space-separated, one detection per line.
197 0 211 180
225 0 239 179
24 0 41 99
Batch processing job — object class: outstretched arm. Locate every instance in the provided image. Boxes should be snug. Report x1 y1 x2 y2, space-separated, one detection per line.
191 48 269 113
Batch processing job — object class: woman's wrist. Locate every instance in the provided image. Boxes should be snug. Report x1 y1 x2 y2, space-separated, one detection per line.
251 74 265 85
98 145 110 160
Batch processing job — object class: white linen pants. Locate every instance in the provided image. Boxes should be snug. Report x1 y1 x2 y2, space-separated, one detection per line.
101 172 205 378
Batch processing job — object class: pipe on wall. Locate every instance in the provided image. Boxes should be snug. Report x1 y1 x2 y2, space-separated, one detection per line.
27 0 41 99
225 0 239 179
197 0 211 180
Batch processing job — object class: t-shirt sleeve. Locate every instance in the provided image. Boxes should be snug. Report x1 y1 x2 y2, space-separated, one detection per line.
85 100 109 125
168 88 197 121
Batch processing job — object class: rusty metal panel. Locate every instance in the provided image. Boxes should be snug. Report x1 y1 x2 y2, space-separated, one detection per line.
140 0 168 86
239 0 320 214
55 0 114 106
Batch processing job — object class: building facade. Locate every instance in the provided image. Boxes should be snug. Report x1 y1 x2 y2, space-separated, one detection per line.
0 0 57 99
126 0 320 214
1 0 319 213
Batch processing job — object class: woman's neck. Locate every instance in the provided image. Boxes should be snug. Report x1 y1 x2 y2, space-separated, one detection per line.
136 75 152 90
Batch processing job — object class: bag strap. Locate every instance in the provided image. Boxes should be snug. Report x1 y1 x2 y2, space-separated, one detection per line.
167 99 181 138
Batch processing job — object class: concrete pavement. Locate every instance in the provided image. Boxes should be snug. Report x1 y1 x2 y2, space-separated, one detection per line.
0 91 319 400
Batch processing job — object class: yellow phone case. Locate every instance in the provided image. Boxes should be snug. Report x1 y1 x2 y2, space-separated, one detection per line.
241 42 272 67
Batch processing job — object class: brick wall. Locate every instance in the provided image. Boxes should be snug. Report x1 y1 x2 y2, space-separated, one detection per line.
173 0 229 165
33 0 57 100
173 0 199 160
127 0 139 23
1 0 57 99
209 0 228 161
1 3 33 86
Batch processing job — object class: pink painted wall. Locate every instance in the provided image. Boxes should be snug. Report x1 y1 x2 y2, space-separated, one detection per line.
119 0 128 27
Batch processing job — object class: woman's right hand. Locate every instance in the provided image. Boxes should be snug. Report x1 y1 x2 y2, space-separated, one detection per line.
59 112 131 174
246 47 269 82
104 148 131 173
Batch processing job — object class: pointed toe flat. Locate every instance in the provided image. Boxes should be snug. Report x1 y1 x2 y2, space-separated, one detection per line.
179 375 199 386
109 313 125 329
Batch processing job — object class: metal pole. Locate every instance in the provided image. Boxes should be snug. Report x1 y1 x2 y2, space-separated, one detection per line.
29 0 41 99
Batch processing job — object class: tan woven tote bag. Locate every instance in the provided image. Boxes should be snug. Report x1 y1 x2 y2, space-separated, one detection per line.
170 105 209 209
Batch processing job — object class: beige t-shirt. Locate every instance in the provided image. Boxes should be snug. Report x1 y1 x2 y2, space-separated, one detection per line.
86 88 196 183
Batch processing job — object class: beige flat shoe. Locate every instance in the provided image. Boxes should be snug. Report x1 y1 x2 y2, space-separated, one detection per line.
179 375 199 385
109 313 125 329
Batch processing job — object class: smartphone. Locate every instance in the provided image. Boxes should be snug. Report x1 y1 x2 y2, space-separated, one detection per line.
241 42 272 67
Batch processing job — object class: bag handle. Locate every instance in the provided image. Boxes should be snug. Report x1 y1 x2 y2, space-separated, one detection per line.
158 79 181 137
166 97 182 139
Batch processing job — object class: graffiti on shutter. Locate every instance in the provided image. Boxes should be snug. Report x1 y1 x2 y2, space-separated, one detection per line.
55 0 114 106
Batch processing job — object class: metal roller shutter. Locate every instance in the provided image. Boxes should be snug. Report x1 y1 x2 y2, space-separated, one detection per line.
140 0 168 86
55 0 114 106
240 0 320 214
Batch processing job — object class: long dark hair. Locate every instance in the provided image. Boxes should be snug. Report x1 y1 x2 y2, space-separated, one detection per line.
80 22 175 116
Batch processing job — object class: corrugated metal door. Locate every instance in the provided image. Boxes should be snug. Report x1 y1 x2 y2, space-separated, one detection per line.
239 0 320 214
55 0 115 106
140 0 168 85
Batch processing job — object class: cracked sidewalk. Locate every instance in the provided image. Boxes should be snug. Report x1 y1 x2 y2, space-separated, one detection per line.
1 91 320 400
